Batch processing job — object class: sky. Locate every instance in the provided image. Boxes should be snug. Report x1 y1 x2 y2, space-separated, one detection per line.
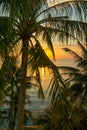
48 0 73 6
44 44 81 60
0 0 83 61
40 36 81 61
46 0 84 60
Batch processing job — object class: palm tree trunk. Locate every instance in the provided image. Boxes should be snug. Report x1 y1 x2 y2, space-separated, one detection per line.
17 38 28 130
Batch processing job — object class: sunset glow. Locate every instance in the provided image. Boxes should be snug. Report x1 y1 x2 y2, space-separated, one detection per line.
43 45 81 60
41 67 45 76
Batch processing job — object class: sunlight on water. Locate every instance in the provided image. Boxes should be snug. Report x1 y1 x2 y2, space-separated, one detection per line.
1 60 75 128
27 60 75 117
41 67 45 76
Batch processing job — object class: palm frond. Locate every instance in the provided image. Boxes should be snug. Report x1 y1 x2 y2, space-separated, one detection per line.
36 68 45 99
35 1 87 43
37 1 87 21
66 73 87 84
77 59 87 68
39 19 87 44
70 82 83 96
63 47 83 63
58 66 80 73
0 16 9 33
28 37 67 105
41 29 55 59
77 41 87 58
0 0 10 14
28 36 51 69
37 16 68 25
51 87 79 130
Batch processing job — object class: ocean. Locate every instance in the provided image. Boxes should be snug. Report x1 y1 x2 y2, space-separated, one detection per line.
1 59 75 128
26 59 75 116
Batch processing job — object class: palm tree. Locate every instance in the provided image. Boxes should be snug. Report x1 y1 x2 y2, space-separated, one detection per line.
58 41 87 129
60 41 87 103
0 55 19 130
0 53 38 130
29 42 81 130
0 0 87 130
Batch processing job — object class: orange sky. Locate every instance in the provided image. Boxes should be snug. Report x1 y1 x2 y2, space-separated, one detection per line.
38 33 81 61
44 45 81 60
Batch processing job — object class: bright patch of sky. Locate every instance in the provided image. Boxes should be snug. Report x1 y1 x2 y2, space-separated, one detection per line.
0 3 9 16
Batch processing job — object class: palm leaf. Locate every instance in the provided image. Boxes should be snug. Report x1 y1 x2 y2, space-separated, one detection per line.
63 47 83 63
58 66 80 73
77 41 87 58
77 59 87 68
37 1 87 21
42 29 55 59
36 68 45 99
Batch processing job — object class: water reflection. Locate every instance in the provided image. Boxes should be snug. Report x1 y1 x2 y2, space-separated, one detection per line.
27 67 51 116
41 67 45 76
